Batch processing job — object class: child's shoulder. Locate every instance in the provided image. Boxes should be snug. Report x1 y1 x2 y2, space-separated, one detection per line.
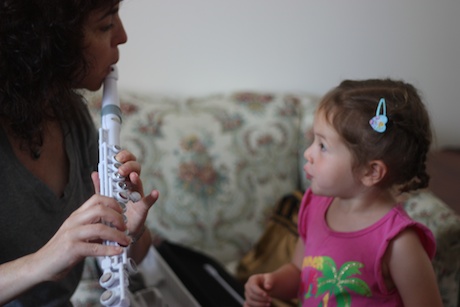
388 205 436 259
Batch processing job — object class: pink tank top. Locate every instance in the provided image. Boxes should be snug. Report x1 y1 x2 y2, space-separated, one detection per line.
297 189 436 307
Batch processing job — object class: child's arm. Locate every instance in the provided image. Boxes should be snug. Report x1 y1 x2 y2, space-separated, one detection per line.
244 239 304 306
386 228 443 307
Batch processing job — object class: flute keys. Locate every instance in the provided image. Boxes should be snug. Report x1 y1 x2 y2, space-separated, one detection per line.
112 145 121 152
100 289 129 307
109 145 122 155
100 271 119 288
112 171 125 182
100 289 116 305
115 190 128 203
117 181 128 190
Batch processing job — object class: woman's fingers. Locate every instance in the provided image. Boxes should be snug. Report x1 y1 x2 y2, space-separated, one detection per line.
141 189 159 212
115 150 141 177
74 223 131 248
69 194 127 232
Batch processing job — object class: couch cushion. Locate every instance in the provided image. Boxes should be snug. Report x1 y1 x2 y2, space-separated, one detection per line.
86 91 317 265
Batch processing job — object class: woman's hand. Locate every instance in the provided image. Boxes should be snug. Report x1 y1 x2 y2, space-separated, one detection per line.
38 148 158 282
93 149 159 240
34 193 133 282
0 193 133 304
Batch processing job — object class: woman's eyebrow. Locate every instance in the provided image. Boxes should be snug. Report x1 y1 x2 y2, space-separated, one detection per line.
98 6 118 21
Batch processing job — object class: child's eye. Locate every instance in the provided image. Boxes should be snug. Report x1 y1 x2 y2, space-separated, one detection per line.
319 143 326 152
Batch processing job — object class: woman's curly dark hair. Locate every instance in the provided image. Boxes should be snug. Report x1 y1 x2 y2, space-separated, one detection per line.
318 79 432 193
0 0 119 157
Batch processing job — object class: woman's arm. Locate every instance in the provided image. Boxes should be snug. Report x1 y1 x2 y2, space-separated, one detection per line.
0 193 132 305
0 253 46 304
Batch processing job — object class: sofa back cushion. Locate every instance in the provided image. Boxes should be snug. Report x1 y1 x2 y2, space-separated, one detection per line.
86 91 317 264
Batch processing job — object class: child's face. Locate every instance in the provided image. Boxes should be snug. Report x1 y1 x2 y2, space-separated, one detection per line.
78 3 128 90
303 110 359 197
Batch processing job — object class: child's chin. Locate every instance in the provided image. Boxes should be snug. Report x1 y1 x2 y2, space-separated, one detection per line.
310 187 327 196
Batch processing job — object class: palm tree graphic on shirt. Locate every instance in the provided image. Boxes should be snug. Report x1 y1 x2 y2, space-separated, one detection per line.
302 256 372 306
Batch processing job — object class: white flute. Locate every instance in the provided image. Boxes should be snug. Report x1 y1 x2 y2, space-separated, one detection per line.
98 65 139 307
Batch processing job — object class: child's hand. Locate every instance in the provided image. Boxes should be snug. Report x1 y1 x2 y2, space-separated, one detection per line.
244 273 275 307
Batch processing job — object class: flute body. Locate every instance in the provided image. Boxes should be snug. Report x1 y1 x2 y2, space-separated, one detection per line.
98 65 138 307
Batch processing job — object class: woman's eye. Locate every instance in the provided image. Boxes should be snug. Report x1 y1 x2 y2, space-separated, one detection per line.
100 14 117 32
100 24 114 32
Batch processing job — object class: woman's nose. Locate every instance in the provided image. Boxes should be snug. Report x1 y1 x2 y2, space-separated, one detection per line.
113 16 128 46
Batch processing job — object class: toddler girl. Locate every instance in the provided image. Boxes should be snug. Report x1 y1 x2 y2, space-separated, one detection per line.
244 79 442 307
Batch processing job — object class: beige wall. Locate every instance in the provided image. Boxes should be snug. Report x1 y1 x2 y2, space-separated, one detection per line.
118 0 460 148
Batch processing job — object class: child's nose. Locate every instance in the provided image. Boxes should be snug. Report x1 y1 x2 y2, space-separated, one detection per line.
304 146 312 164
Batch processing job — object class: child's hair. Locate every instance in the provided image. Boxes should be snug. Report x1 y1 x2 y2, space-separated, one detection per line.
318 79 432 193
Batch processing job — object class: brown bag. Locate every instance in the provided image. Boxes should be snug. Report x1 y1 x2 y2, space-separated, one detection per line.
236 191 303 306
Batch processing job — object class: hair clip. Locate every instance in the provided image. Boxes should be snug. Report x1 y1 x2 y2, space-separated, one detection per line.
369 98 388 133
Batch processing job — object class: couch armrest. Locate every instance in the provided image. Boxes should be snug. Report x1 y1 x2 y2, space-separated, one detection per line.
403 190 460 307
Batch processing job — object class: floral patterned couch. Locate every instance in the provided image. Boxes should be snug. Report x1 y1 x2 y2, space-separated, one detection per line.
72 90 460 307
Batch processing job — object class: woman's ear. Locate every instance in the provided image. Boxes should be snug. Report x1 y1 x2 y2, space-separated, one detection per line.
360 160 387 187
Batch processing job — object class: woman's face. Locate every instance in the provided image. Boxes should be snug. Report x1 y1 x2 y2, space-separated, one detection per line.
78 3 128 90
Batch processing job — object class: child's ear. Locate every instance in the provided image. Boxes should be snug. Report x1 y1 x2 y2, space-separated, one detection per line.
360 160 387 187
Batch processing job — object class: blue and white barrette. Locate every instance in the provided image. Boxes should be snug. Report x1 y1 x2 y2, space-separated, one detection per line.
369 98 388 133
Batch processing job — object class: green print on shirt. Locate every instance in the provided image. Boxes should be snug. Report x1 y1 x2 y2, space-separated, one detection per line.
302 256 372 306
